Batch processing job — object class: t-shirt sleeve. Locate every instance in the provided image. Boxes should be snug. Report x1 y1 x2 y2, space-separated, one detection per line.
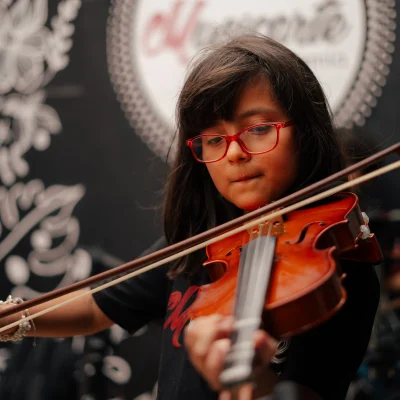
92 237 170 333
281 260 380 400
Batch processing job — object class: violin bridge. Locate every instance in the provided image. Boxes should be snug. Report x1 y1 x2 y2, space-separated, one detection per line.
251 213 285 237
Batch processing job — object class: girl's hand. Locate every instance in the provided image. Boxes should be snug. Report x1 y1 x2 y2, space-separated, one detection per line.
184 314 278 399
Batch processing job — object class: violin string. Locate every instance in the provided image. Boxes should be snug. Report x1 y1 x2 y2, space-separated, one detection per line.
233 221 274 320
1 159 400 333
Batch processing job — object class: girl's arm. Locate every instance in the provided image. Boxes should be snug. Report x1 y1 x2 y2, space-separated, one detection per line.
1 238 169 340
0 289 114 338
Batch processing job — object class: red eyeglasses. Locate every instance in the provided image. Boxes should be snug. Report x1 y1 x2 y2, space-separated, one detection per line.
186 121 293 163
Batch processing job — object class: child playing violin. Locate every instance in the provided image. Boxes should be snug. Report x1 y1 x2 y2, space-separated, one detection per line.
0 34 380 400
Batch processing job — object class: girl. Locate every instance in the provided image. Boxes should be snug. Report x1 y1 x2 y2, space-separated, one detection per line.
0 34 379 400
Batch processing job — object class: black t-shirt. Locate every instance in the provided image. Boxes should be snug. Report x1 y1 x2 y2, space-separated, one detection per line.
93 237 379 400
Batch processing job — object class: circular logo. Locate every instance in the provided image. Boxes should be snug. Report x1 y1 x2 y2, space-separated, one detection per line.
107 0 396 161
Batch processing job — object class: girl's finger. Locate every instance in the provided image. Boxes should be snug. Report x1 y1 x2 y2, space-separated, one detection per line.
219 384 253 400
184 315 233 364
218 390 232 400
253 329 278 365
203 338 231 390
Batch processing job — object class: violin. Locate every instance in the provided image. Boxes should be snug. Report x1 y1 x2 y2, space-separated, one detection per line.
188 192 382 388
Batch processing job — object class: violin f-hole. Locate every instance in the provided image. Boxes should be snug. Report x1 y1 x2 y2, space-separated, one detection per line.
284 221 327 245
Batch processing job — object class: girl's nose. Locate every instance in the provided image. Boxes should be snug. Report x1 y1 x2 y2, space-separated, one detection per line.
226 140 250 162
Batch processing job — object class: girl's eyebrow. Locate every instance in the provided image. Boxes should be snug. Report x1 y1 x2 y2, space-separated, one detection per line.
235 107 278 120
203 107 280 132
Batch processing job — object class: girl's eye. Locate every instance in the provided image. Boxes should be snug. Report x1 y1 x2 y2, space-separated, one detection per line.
248 125 273 135
206 136 224 146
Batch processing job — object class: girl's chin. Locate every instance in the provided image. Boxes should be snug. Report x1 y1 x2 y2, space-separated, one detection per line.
233 195 274 213
237 201 269 213
227 191 273 212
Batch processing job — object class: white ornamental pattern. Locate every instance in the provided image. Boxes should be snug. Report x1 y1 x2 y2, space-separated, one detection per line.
0 0 91 308
0 2 157 397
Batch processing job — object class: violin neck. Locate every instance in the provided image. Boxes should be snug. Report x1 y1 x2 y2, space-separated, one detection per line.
219 233 277 388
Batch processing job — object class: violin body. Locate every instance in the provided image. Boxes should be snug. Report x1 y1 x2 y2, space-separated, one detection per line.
188 192 382 338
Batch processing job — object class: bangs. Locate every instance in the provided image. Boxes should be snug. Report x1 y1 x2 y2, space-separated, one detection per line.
182 77 247 135
178 49 265 138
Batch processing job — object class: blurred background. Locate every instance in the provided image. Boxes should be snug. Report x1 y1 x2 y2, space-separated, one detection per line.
0 0 399 399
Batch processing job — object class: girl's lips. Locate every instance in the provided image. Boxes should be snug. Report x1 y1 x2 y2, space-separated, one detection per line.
232 174 263 182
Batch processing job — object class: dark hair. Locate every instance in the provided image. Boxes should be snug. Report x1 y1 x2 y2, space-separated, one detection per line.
164 34 345 279
336 125 383 208
337 125 382 174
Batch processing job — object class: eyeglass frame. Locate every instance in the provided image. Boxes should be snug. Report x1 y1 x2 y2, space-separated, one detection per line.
186 121 294 163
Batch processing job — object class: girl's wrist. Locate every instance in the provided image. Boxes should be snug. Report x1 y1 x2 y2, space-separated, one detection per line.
0 296 35 343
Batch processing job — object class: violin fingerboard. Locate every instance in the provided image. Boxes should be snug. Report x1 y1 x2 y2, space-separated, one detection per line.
219 235 277 388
